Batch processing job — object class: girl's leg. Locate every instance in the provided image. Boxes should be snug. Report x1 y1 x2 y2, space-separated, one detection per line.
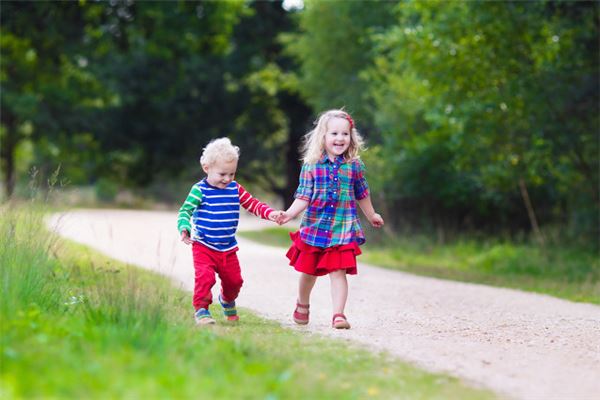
297 272 317 313
329 269 348 315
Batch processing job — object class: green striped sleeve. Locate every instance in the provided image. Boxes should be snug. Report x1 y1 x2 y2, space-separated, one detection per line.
177 185 202 234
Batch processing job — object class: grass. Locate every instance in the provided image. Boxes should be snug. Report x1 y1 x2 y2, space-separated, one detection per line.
239 227 600 304
0 204 494 399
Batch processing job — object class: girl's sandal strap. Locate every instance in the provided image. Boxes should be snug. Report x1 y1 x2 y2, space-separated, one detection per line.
296 301 310 310
293 301 310 325
332 313 351 329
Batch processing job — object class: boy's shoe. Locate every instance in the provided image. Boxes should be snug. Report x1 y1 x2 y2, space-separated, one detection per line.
218 294 239 322
194 308 216 325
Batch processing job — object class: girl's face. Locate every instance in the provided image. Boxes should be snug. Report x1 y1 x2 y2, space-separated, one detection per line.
324 117 351 160
203 158 237 188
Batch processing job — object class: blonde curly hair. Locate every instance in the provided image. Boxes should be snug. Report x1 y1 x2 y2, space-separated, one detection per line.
200 137 240 166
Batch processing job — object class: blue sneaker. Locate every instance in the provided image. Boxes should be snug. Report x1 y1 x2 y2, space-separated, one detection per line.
219 294 239 322
194 308 215 325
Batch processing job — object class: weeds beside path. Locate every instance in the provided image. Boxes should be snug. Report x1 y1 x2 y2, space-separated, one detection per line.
47 209 600 400
1 206 489 399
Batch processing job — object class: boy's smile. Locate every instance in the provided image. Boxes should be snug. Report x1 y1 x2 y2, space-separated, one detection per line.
203 158 237 188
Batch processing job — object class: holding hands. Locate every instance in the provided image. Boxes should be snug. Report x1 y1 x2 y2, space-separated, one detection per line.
268 210 283 223
276 211 293 225
268 210 292 225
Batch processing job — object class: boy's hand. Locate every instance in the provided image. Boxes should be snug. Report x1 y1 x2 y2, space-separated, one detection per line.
180 230 192 245
369 213 384 228
268 210 283 223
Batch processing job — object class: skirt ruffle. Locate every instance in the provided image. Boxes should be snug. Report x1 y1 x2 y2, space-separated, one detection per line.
285 231 362 276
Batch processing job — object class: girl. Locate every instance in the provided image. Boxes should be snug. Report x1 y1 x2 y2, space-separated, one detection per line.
278 109 384 329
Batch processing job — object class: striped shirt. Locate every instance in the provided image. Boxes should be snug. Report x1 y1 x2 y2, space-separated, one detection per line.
177 179 274 252
295 154 370 248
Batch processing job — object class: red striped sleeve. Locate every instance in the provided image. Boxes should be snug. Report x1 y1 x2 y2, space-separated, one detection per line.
238 183 274 220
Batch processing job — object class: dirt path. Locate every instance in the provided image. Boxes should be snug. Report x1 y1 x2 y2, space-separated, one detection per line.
48 209 600 400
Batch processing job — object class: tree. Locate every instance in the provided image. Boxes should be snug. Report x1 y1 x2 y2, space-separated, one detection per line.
223 0 312 208
366 1 599 237
1 2 109 197
282 0 396 134
1 1 247 198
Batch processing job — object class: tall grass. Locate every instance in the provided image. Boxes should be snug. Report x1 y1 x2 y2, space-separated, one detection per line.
1 204 64 317
0 204 493 399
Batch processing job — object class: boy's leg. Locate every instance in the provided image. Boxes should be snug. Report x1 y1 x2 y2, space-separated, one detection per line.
216 250 243 321
217 250 243 303
192 243 217 311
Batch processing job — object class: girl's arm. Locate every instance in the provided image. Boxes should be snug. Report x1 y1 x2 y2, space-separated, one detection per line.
358 195 384 228
278 198 309 225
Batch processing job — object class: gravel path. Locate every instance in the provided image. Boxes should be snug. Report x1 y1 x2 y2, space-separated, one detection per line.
48 209 600 400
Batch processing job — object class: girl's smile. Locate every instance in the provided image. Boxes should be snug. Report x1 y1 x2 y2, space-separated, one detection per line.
324 117 351 160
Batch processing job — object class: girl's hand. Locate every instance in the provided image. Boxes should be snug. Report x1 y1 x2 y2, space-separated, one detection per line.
369 213 384 228
277 211 292 225
268 210 283 223
180 230 192 245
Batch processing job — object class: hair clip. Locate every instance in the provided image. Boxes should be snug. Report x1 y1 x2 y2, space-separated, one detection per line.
345 114 354 130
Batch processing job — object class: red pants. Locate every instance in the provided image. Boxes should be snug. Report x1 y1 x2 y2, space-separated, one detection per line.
192 242 243 310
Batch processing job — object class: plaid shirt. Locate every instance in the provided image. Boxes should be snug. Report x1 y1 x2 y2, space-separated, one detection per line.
295 154 370 248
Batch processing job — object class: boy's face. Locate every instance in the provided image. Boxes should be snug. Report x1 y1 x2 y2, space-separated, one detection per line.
203 158 238 189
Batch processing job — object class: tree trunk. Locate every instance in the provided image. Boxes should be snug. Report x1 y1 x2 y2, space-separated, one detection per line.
518 177 545 246
279 92 312 209
0 112 17 199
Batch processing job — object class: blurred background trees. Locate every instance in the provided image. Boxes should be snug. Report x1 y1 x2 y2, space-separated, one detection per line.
1 0 598 245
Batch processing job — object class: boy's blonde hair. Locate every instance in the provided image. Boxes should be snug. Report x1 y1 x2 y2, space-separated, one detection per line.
200 137 240 166
301 109 365 164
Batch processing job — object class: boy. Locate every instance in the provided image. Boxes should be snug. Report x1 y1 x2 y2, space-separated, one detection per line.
177 137 281 325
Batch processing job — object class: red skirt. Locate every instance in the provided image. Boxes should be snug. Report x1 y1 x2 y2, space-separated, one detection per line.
285 231 362 276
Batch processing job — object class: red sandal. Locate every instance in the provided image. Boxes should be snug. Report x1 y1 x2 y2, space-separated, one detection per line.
332 313 351 329
293 301 310 325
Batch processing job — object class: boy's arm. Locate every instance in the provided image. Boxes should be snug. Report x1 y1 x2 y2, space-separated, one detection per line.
237 183 276 220
177 185 202 236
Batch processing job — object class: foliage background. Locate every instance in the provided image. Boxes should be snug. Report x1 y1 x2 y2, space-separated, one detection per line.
1 0 598 246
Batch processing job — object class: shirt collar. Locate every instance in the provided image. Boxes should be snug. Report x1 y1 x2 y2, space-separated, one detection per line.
318 152 344 165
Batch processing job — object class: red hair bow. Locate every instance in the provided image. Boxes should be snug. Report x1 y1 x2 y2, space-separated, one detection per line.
345 114 354 130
